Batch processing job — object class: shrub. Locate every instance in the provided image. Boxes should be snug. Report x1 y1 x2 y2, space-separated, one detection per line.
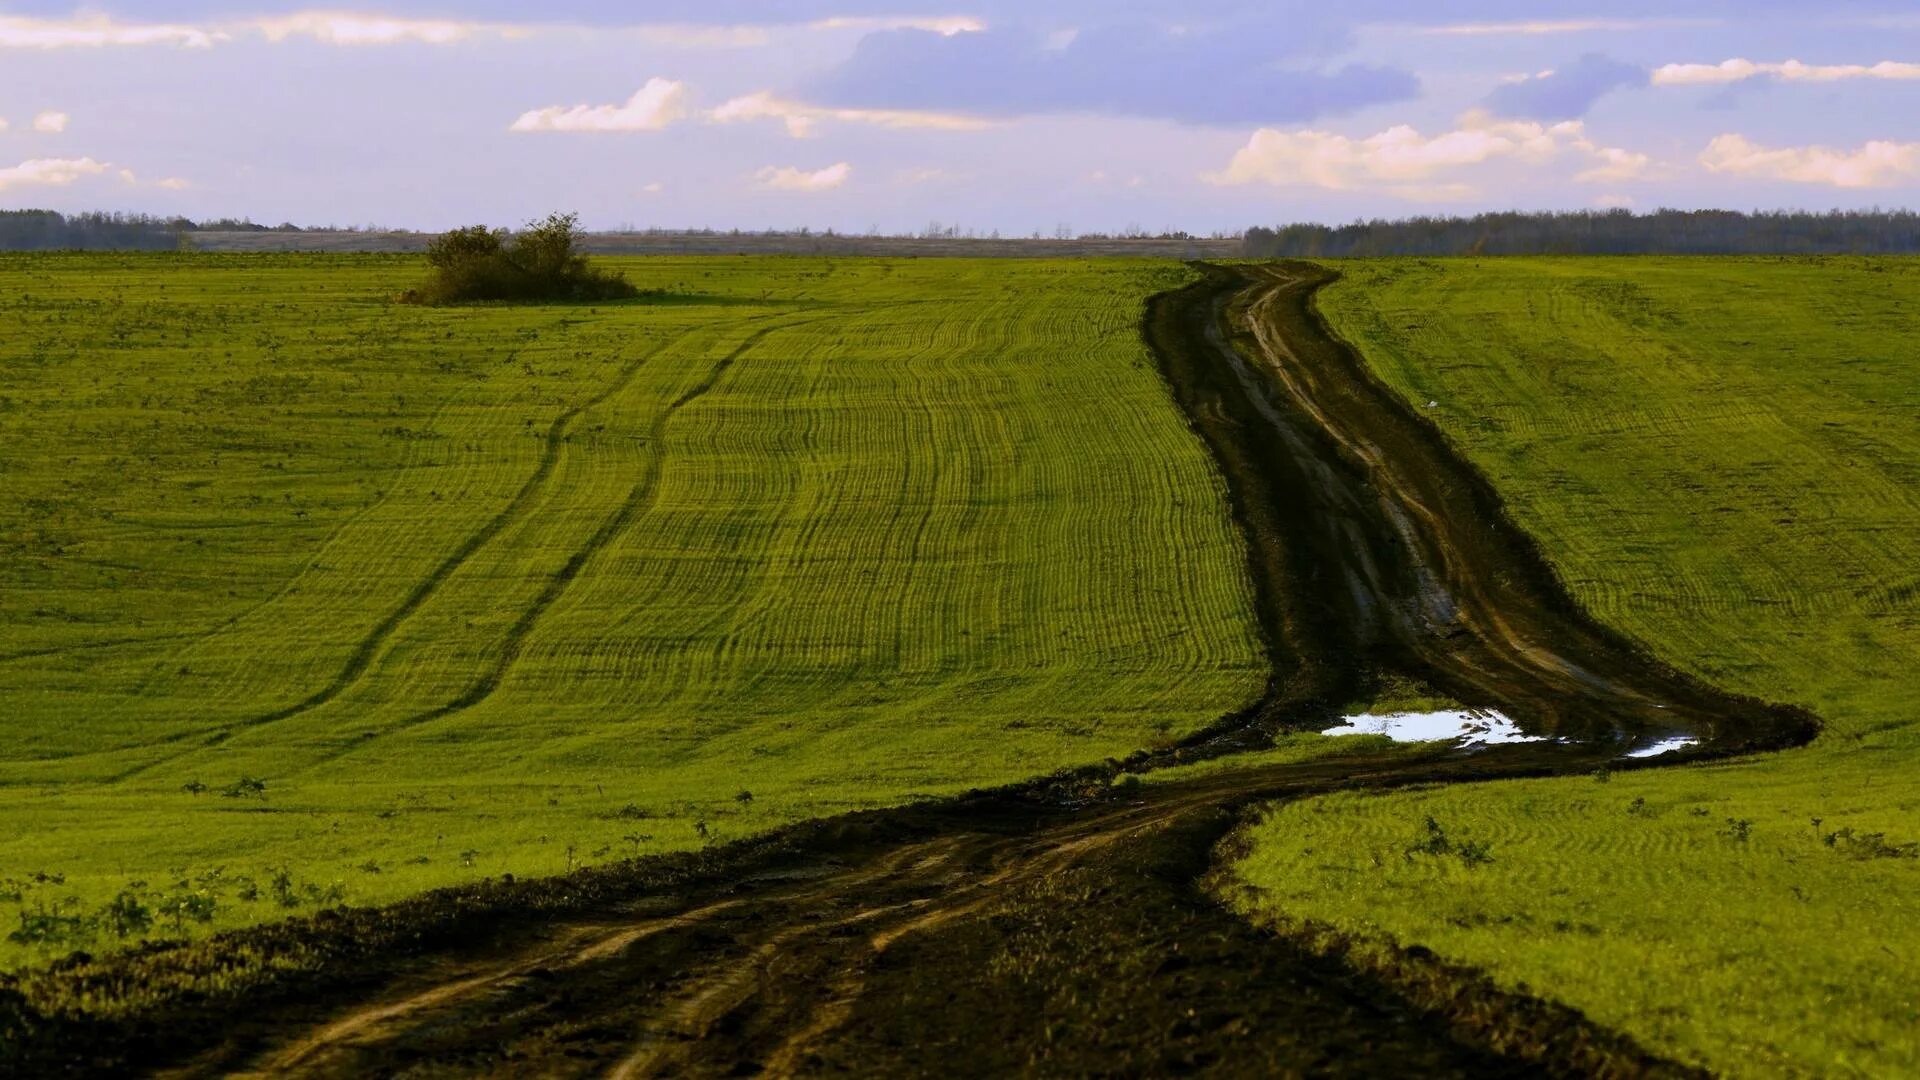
402 212 639 305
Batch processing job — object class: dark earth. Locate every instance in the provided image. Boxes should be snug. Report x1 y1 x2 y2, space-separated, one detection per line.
0 262 1814 1077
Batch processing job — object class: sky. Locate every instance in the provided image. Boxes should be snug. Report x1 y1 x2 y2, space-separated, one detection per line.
2 1 1919 232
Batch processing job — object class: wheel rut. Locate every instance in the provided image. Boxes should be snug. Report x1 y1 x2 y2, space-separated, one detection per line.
9 264 1814 1077
308 317 805 758
115 317 801 781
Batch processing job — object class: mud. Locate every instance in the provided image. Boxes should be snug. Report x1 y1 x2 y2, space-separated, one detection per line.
0 262 1814 1077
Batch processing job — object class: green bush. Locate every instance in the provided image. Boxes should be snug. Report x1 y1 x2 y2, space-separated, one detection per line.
402 212 638 305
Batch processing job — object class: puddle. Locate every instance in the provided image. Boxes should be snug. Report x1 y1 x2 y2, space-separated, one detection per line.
1622 735 1699 759
1320 708 1547 747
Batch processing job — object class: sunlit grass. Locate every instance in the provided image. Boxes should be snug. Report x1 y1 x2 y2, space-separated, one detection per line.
1228 256 1920 1077
0 253 1265 968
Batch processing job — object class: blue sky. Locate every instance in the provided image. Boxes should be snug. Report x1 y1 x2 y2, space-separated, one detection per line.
2 2 1918 231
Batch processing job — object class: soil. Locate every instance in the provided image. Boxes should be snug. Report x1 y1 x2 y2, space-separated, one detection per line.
1 262 1814 1077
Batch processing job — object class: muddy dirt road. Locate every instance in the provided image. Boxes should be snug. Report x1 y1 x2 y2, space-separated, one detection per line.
5 263 1813 1077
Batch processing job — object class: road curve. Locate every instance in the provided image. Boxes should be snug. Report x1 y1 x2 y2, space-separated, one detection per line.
6 263 1812 1078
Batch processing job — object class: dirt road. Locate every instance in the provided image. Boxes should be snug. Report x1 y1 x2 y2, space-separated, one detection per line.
6 263 1812 1077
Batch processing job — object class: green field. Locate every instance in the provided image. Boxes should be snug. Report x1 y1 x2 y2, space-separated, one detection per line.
0 254 1266 967
1227 257 1920 1076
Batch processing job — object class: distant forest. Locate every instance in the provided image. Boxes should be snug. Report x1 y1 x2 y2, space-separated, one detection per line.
1242 209 1920 257
8 206 1920 255
0 211 188 250
0 210 313 250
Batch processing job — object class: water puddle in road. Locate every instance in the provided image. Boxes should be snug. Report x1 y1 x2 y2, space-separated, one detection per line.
1320 708 1547 747
1622 735 1699 758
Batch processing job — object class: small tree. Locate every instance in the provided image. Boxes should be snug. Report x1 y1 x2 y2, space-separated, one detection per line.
404 212 639 305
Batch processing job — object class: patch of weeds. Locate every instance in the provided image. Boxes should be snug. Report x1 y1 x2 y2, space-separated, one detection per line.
1823 827 1919 860
1722 818 1754 843
1406 816 1494 867
220 776 267 800
8 900 88 947
102 890 153 938
156 890 218 934
268 866 300 908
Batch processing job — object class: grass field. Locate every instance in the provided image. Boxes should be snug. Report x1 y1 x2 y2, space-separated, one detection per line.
1227 257 1920 1076
0 253 1266 968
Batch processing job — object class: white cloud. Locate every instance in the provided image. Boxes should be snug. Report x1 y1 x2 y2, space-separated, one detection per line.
1594 194 1636 208
0 156 110 191
32 111 69 133
640 181 665 194
810 16 985 35
0 117 8 133
1576 145 1651 183
1699 133 1920 188
0 14 225 48
0 11 978 50
1208 112 1647 192
708 92 991 137
754 162 852 192
250 12 525 46
1653 58 1920 86
510 79 689 133
113 168 191 190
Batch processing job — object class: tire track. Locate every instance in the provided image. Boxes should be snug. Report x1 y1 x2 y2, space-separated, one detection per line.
103 334 687 783
311 318 804 757
13 265 1814 1077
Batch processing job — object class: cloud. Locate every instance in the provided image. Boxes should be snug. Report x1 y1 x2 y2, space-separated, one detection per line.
1594 194 1636 208
0 156 110 191
0 11 973 50
1653 59 1920 86
1485 54 1647 119
113 168 191 189
810 16 985 36
0 14 224 48
1576 145 1652 183
32 111 70 133
249 12 526 46
1208 111 1648 193
754 162 852 191
708 92 992 137
1699 134 1920 187
806 24 1415 125
511 79 689 133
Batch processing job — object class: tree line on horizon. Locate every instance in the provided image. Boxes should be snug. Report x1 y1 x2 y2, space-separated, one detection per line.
8 206 1920 256
0 210 191 251
1242 208 1920 257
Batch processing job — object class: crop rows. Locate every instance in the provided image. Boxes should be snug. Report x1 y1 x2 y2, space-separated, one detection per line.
1230 256 1920 1076
0 255 1265 966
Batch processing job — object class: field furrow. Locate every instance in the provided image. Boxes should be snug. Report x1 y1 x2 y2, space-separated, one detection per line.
0 255 1264 968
